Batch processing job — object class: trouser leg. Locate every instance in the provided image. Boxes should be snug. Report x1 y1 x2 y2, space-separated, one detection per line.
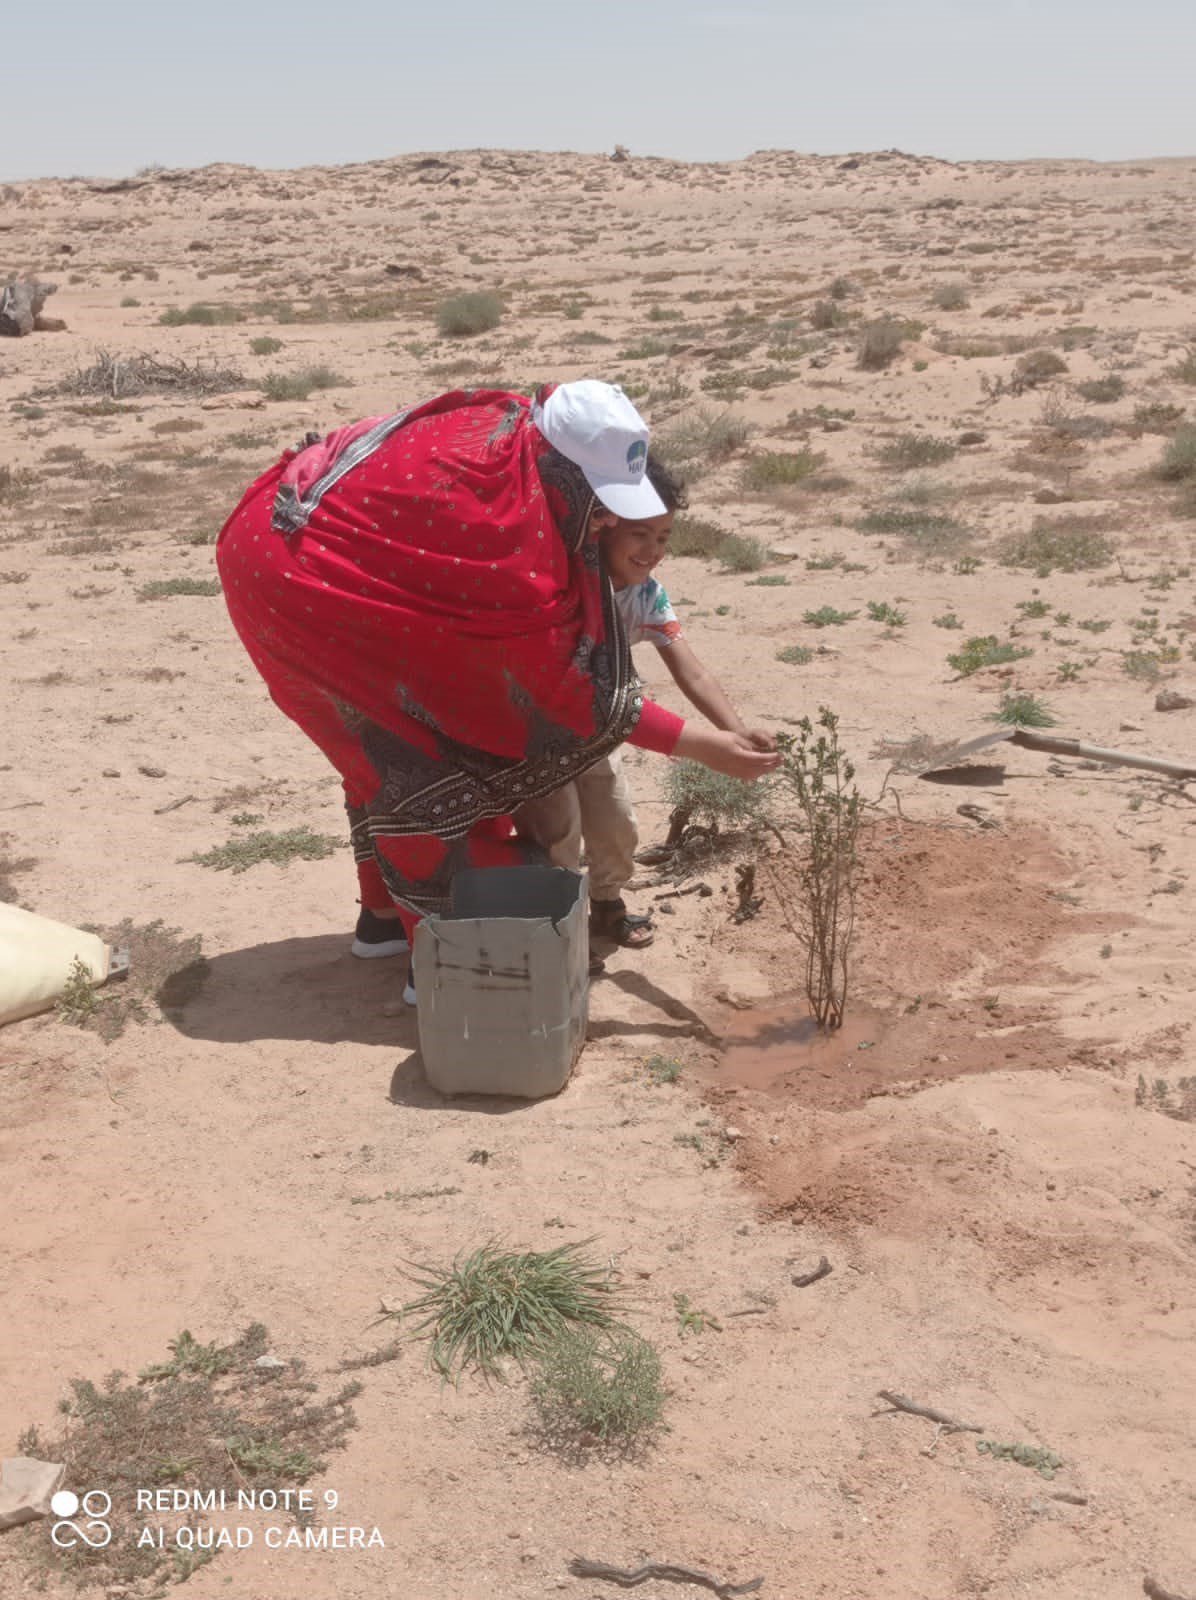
576 751 639 902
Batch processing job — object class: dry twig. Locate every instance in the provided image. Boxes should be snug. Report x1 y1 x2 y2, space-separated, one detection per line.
874 1390 983 1434
569 1557 763 1597
791 1256 832 1288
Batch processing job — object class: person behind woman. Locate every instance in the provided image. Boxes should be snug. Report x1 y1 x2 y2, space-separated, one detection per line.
573 455 774 954
215 379 779 998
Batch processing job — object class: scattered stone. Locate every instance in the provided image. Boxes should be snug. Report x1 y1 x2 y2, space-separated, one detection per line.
1034 488 1070 504
384 263 425 280
253 1354 287 1371
0 280 58 338
0 1457 65 1529
1155 689 1193 712
957 430 985 446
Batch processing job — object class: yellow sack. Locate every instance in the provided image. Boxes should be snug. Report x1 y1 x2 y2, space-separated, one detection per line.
0 904 116 1027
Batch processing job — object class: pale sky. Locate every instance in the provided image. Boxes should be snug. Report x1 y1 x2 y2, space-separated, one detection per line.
3 0 1193 182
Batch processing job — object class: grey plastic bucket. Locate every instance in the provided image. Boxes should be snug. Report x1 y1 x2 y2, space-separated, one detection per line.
413 866 589 1098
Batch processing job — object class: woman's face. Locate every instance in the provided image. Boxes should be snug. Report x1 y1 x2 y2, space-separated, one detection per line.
597 511 674 591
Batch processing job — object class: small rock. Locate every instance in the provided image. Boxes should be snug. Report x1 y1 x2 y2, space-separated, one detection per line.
1034 488 1070 505
1155 688 1193 712
723 1126 745 1142
957 430 985 446
102 769 120 778
138 765 166 778
254 1355 286 1371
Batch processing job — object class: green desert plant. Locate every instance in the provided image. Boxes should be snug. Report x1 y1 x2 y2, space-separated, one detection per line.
184 826 342 873
249 335 284 355
931 281 970 310
1013 349 1068 388
530 1327 665 1446
875 433 956 470
857 318 906 371
715 533 769 573
260 365 347 402
866 601 907 627
774 710 862 1030
383 1240 623 1379
1157 425 1196 482
663 762 774 833
158 302 242 326
1075 374 1124 403
1165 348 1196 385
803 605 858 627
740 449 824 490
948 635 1032 676
137 577 222 600
1134 401 1185 433
988 692 1058 727
669 516 727 558
653 406 749 471
776 644 814 665
998 518 1116 573
435 291 503 338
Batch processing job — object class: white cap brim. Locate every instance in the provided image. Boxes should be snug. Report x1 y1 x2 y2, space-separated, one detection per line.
587 472 667 520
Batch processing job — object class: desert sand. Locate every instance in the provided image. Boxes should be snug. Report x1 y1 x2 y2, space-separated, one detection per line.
2 146 1196 1600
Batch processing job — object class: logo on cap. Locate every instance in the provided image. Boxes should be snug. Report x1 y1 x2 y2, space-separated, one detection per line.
626 439 647 477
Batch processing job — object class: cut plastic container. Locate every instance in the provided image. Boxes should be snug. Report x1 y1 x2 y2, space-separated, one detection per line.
413 866 588 1098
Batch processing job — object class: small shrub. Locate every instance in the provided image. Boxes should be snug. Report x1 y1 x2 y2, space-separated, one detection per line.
810 299 845 330
774 709 861 1030
933 611 962 629
158 302 242 326
184 826 343 873
531 1327 665 1447
249 335 284 355
670 516 727 558
855 507 970 555
804 606 858 628
1075 374 1124 403
1157 425 1196 482
866 601 907 627
435 291 503 338
1165 348 1196 385
740 449 824 490
261 365 347 402
137 577 222 600
998 518 1116 573
663 762 774 833
1013 349 1068 389
988 692 1057 728
932 281 970 311
858 319 905 371
948 635 1032 676
1133 401 1185 433
715 533 769 573
875 433 956 470
745 574 789 587
776 644 813 665
654 406 749 472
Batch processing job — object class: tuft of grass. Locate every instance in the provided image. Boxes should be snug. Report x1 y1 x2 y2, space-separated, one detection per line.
185 826 343 874
933 612 963 629
875 433 956 470
858 318 907 371
1012 349 1068 390
249 335 284 355
948 635 1033 676
866 601 907 627
670 516 727 558
988 692 1058 728
1134 400 1185 433
260 365 347 402
1157 425 1196 482
382 1240 623 1380
1075 374 1124 403
803 606 858 627
715 533 769 573
641 1054 682 1086
1165 348 1196 385
531 1326 665 1448
654 406 749 473
855 506 970 555
158 303 242 326
932 281 970 310
137 576 222 600
776 644 814 665
435 291 503 338
745 574 789 587
740 449 824 491
998 517 1116 573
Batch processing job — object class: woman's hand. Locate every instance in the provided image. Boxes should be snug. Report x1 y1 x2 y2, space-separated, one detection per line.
741 727 777 752
673 725 782 782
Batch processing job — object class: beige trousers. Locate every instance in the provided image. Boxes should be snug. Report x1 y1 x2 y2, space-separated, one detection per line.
512 751 639 902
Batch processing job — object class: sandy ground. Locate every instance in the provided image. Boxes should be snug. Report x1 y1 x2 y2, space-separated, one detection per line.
2 146 1196 1600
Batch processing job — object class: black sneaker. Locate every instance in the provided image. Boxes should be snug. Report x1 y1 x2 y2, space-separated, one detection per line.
350 908 410 960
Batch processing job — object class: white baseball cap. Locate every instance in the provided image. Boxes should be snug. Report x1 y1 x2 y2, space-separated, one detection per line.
532 380 666 520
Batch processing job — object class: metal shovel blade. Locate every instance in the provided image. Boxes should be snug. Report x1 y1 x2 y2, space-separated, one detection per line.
917 727 1196 783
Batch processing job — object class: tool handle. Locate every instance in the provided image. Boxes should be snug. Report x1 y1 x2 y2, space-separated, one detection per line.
1013 731 1196 779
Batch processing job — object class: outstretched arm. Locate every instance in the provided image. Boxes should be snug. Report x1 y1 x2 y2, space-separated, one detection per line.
624 698 779 781
658 639 775 750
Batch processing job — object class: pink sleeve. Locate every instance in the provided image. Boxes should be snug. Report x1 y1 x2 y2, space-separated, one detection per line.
626 698 685 755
